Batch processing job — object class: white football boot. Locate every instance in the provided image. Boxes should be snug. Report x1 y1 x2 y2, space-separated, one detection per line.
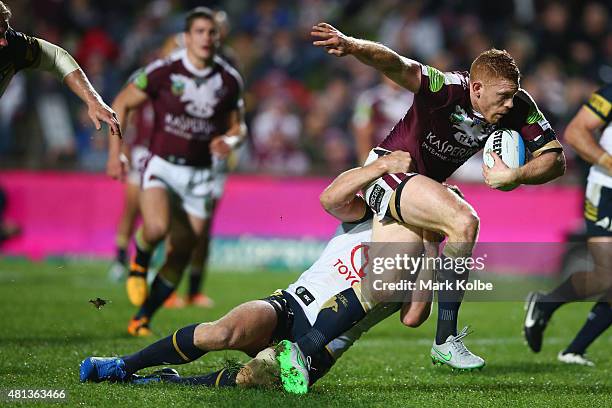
557 352 595 367
236 347 281 388
430 326 485 371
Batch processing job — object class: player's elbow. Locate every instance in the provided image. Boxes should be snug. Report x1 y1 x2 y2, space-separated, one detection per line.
319 190 335 213
401 303 431 328
551 151 566 179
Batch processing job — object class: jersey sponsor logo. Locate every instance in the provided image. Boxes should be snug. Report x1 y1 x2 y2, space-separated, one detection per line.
423 131 479 163
333 243 369 286
294 286 315 306
170 73 223 119
164 113 217 139
588 93 611 119
368 184 385 213
350 244 369 279
449 106 492 148
426 66 444 93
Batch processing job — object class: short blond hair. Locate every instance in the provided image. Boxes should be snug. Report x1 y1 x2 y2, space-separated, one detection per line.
0 1 11 21
470 49 520 85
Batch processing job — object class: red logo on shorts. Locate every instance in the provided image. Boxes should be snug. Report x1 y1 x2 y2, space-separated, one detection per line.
333 244 370 286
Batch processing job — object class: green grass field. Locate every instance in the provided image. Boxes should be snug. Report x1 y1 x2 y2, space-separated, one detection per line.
0 259 610 407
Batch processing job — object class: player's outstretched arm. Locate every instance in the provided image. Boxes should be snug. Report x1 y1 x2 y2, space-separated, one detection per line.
106 84 149 180
565 106 611 173
35 38 121 137
311 23 421 93
320 151 413 222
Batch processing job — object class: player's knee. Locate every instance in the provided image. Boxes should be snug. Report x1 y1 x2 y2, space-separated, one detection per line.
450 210 480 243
143 221 168 242
402 304 431 328
198 324 234 349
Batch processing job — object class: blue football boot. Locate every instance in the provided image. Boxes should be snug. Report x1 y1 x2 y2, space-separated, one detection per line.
79 357 128 383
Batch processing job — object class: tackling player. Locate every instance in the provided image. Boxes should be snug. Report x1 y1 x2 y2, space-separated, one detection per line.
105 7 246 335
308 22 566 371
79 151 436 393
0 1 120 135
524 83 612 366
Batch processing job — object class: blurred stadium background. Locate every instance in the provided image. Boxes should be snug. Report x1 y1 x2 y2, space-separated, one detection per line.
0 2 611 405
0 0 610 269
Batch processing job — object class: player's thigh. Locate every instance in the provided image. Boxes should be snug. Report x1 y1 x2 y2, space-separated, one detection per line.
124 182 141 216
365 220 425 302
167 205 198 254
186 211 209 238
587 236 612 288
195 300 278 352
140 187 171 232
393 175 478 236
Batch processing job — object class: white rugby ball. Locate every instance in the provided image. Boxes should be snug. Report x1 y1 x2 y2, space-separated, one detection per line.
483 128 526 191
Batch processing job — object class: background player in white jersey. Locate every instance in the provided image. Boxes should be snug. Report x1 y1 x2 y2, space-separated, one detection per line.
311 22 566 370
105 7 246 336
524 84 612 366
79 151 434 391
0 1 119 135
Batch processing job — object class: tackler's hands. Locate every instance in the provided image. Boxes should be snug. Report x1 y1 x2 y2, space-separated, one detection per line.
372 150 415 174
88 99 122 138
311 23 356 57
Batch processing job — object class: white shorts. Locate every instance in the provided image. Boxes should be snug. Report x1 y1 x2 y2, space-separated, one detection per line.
363 148 417 220
142 155 215 219
127 145 150 186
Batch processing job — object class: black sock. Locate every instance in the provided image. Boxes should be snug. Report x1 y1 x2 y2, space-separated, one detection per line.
435 256 469 345
539 276 580 318
116 247 128 265
132 244 153 274
122 324 205 375
135 274 175 320
189 267 204 297
168 368 237 387
564 301 612 355
296 288 365 358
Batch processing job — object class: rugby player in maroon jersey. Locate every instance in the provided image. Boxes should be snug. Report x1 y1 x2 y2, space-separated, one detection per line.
284 22 567 373
105 7 246 336
352 75 414 163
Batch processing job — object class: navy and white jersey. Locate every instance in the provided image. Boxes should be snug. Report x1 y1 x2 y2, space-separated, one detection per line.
585 84 612 188
0 29 42 96
286 220 372 325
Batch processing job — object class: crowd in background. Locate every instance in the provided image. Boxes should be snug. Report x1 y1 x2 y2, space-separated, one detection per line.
0 0 610 180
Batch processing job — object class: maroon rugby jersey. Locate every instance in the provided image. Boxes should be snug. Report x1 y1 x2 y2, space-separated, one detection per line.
379 65 558 182
133 50 243 167
125 101 154 148
353 83 413 146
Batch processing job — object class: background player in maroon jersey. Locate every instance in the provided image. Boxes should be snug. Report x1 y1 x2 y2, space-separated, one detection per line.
106 7 246 336
107 37 180 284
0 1 120 135
310 22 566 370
352 75 413 164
